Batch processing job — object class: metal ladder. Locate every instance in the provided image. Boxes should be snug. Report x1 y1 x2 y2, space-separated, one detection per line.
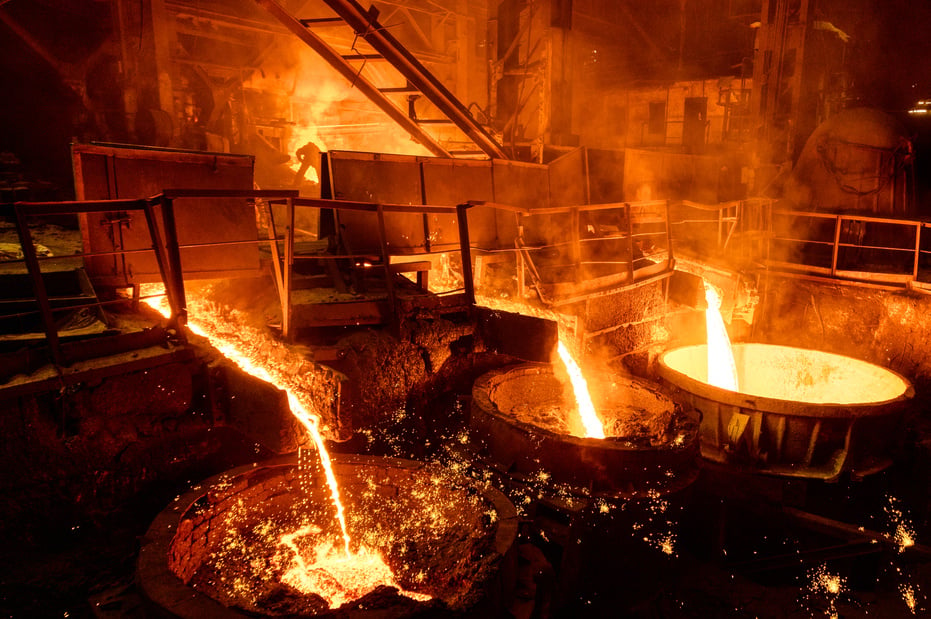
254 0 508 160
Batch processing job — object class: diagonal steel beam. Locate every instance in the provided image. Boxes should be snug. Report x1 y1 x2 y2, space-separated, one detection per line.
254 0 451 158
322 0 507 159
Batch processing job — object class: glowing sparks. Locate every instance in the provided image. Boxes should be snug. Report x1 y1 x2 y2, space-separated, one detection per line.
896 523 916 552
143 291 352 556
279 525 430 608
885 496 918 553
556 341 606 439
808 564 846 618
704 284 739 392
901 583 919 614
143 286 427 608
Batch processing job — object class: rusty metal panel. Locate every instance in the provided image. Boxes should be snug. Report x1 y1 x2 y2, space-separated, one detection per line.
474 306 557 363
586 149 626 203
327 151 425 255
494 159 566 248
622 148 720 203
548 147 588 207
421 158 495 251
492 159 550 248
71 143 258 287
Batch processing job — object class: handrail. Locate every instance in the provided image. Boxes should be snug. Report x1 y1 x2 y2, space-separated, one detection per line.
460 199 674 306
263 195 481 337
8 189 305 368
768 208 928 287
11 196 184 368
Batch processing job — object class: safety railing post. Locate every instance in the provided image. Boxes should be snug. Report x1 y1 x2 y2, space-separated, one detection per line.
625 202 635 282
160 195 187 326
570 207 581 275
142 199 182 336
457 203 476 306
283 197 295 339
831 215 842 276
914 222 922 281
13 204 63 367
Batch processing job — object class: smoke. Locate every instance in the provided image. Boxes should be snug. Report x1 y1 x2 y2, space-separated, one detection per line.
281 43 432 161
235 35 432 190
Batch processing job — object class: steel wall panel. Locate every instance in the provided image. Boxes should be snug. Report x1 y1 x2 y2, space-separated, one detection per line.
71 143 258 287
492 160 552 248
421 158 496 251
327 151 424 255
548 147 588 208
586 149 626 203
623 148 720 203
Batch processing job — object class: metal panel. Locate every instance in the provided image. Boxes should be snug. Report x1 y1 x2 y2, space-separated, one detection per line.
548 147 588 208
622 148 720 203
586 149 626 203
422 158 496 251
71 143 258 286
492 159 550 248
327 151 424 255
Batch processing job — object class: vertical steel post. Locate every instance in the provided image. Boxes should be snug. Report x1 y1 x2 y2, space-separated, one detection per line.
160 196 187 325
14 204 63 366
914 222 922 281
457 203 476 306
625 202 635 282
831 215 842 276
284 198 295 340
375 204 397 317
263 199 288 334
570 207 581 275
142 199 181 333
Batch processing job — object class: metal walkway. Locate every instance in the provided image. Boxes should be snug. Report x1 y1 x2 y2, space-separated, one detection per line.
254 0 508 160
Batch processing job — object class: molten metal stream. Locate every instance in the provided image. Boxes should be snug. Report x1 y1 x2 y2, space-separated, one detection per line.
557 341 606 439
143 295 353 555
286 393 352 557
144 292 438 606
704 284 739 391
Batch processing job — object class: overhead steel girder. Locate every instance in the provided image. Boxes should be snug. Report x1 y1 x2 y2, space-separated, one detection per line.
254 0 451 158
321 0 508 160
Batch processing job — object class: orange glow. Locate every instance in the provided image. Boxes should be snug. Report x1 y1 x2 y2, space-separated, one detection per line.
287 393 351 557
143 286 425 607
704 284 739 391
808 564 846 619
896 523 916 552
279 525 431 608
900 583 918 614
556 341 605 439
886 496 918 553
